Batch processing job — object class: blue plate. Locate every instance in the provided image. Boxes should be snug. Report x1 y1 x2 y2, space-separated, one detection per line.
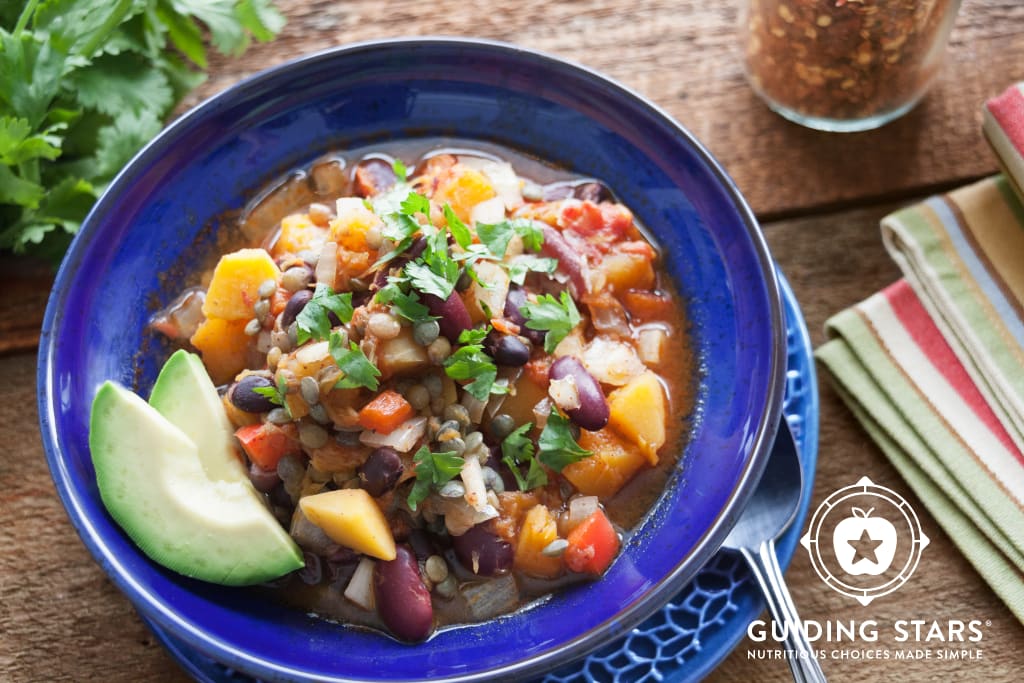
38 39 788 682
142 271 816 683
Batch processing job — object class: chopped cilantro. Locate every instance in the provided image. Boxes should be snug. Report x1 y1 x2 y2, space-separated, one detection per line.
404 259 459 301
400 191 431 218
476 218 545 258
537 407 593 472
505 254 558 285
375 280 435 325
295 284 354 345
501 423 548 490
392 158 408 182
443 326 506 401
329 333 381 391
442 203 472 249
252 374 290 416
407 446 463 510
520 291 581 353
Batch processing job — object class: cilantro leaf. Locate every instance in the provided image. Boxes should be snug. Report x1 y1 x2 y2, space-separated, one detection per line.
520 291 581 353
329 334 381 391
443 203 472 249
457 326 490 346
444 344 498 402
392 158 408 182
69 53 174 119
400 190 430 218
505 255 557 285
404 256 459 301
375 280 434 325
537 407 593 472
476 218 545 258
501 423 548 490
408 446 463 510
296 284 353 345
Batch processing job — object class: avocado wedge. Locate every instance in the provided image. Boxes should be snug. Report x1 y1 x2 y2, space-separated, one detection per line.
88 356 302 586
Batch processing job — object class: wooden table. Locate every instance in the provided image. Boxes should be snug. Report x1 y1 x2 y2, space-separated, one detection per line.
3 1 1023 681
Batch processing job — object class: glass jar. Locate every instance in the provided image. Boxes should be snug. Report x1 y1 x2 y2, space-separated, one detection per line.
739 0 962 132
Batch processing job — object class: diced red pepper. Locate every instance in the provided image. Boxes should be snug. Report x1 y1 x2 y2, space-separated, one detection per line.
236 423 300 471
564 509 620 575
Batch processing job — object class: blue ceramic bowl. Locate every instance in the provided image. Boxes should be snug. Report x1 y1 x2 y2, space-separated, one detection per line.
38 38 785 682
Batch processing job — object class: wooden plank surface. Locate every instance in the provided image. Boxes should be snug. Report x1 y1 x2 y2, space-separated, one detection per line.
3 1 1023 682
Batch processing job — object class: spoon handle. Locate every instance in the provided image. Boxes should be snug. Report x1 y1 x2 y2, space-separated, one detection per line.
741 539 828 683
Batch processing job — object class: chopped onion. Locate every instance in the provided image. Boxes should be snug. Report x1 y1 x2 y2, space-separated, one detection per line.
569 496 600 529
533 397 552 429
461 454 489 511
637 327 668 365
344 557 376 610
335 196 365 216
581 337 645 386
470 196 506 226
587 295 631 338
440 497 499 536
295 340 331 366
316 241 338 290
461 391 488 424
552 329 585 358
360 416 427 452
548 375 581 412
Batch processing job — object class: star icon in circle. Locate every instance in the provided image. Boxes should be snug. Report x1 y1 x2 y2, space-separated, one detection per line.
847 529 884 564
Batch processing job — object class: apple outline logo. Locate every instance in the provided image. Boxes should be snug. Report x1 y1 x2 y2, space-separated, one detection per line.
800 476 929 606
832 506 898 576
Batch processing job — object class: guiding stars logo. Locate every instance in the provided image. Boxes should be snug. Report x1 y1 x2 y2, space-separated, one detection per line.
801 476 929 605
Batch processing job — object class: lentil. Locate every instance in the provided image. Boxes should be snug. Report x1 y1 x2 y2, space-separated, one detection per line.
490 413 516 441
407 384 430 411
281 266 311 293
244 318 262 336
254 299 270 323
447 437 466 455
308 202 333 227
436 421 461 442
367 312 401 340
423 374 443 397
463 431 484 453
300 376 321 405
434 574 457 599
413 319 440 346
443 404 471 429
427 337 451 364
309 403 331 425
438 480 465 498
267 407 291 425
424 555 449 584
299 422 329 449
257 279 277 299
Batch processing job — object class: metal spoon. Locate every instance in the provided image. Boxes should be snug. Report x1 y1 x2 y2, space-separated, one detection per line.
723 417 827 683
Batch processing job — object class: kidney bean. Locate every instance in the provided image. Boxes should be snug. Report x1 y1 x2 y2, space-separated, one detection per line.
573 181 612 203
280 288 313 329
359 447 404 497
504 285 546 346
230 375 277 413
540 227 587 299
452 524 514 576
423 291 473 343
353 158 398 197
247 461 280 493
549 356 609 431
485 332 530 367
375 546 434 642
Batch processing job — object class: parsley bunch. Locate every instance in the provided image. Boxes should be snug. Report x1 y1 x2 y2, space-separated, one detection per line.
0 0 285 263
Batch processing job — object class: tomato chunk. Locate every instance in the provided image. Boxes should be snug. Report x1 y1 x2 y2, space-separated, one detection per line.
565 509 620 575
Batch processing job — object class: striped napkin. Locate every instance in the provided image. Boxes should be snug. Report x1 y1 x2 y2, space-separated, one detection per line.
815 83 1024 623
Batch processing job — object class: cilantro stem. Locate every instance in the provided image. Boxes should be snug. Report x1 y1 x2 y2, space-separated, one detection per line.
78 0 136 58
13 0 40 37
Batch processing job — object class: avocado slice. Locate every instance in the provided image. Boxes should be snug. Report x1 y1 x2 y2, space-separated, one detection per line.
89 376 303 585
149 350 247 483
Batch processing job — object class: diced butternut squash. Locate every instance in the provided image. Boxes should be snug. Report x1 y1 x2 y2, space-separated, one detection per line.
433 166 496 223
465 260 509 324
562 428 648 499
496 374 548 427
329 198 383 252
376 329 429 378
202 249 281 320
513 504 563 578
272 213 328 258
607 371 666 465
299 489 397 560
599 252 655 292
189 317 250 384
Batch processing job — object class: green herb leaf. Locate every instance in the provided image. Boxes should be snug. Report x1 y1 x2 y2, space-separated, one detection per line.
296 284 354 345
443 329 505 401
400 190 431 218
537 407 593 472
457 326 490 346
501 423 548 490
505 255 558 285
404 256 459 301
252 374 290 416
442 202 472 249
520 291 581 353
375 280 435 325
476 218 545 258
329 334 381 391
392 158 407 182
408 446 463 510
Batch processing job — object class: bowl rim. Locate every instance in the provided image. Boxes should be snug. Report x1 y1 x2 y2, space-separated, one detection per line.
37 36 786 682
